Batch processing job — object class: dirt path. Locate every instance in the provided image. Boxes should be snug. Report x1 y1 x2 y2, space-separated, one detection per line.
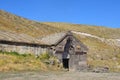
0 71 120 80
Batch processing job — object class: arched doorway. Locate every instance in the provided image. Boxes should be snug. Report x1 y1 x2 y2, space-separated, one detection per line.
62 37 73 69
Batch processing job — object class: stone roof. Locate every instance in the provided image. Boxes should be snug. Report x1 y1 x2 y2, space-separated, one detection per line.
38 31 88 52
38 32 67 45
0 30 88 52
0 30 43 44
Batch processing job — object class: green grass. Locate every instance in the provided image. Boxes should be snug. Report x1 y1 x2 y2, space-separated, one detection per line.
0 51 62 72
0 51 48 72
38 52 63 70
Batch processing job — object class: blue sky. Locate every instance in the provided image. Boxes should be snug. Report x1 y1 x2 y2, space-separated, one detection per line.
0 0 120 28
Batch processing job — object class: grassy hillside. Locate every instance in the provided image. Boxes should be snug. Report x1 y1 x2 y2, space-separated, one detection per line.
75 34 120 72
42 22 120 39
0 10 120 72
0 10 62 37
1 10 120 38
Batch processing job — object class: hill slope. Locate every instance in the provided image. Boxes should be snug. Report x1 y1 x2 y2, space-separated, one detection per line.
0 10 120 72
1 10 120 38
42 22 120 39
0 10 62 37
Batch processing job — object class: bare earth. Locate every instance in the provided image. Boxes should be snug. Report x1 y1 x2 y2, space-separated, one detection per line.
0 71 120 80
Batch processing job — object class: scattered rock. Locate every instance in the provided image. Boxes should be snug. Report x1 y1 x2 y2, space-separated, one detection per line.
92 67 109 73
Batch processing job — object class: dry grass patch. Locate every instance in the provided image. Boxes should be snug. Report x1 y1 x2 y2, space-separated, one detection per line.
0 51 47 72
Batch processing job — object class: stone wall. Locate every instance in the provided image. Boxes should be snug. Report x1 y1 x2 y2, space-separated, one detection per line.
0 43 48 55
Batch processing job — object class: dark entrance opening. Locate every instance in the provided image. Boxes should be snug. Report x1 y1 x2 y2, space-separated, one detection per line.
62 59 69 69
62 37 73 69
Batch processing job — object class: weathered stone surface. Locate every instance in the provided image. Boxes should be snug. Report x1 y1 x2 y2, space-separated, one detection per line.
0 30 42 44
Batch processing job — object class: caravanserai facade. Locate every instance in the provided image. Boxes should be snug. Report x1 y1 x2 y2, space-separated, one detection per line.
0 30 88 71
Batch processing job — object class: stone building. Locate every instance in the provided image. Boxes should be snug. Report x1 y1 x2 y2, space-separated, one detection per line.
0 30 48 56
0 30 88 71
39 31 88 71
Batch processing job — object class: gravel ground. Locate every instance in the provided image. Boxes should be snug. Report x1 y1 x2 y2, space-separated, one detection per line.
0 71 120 80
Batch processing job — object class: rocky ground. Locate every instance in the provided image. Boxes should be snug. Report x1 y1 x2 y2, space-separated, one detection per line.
0 71 120 80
